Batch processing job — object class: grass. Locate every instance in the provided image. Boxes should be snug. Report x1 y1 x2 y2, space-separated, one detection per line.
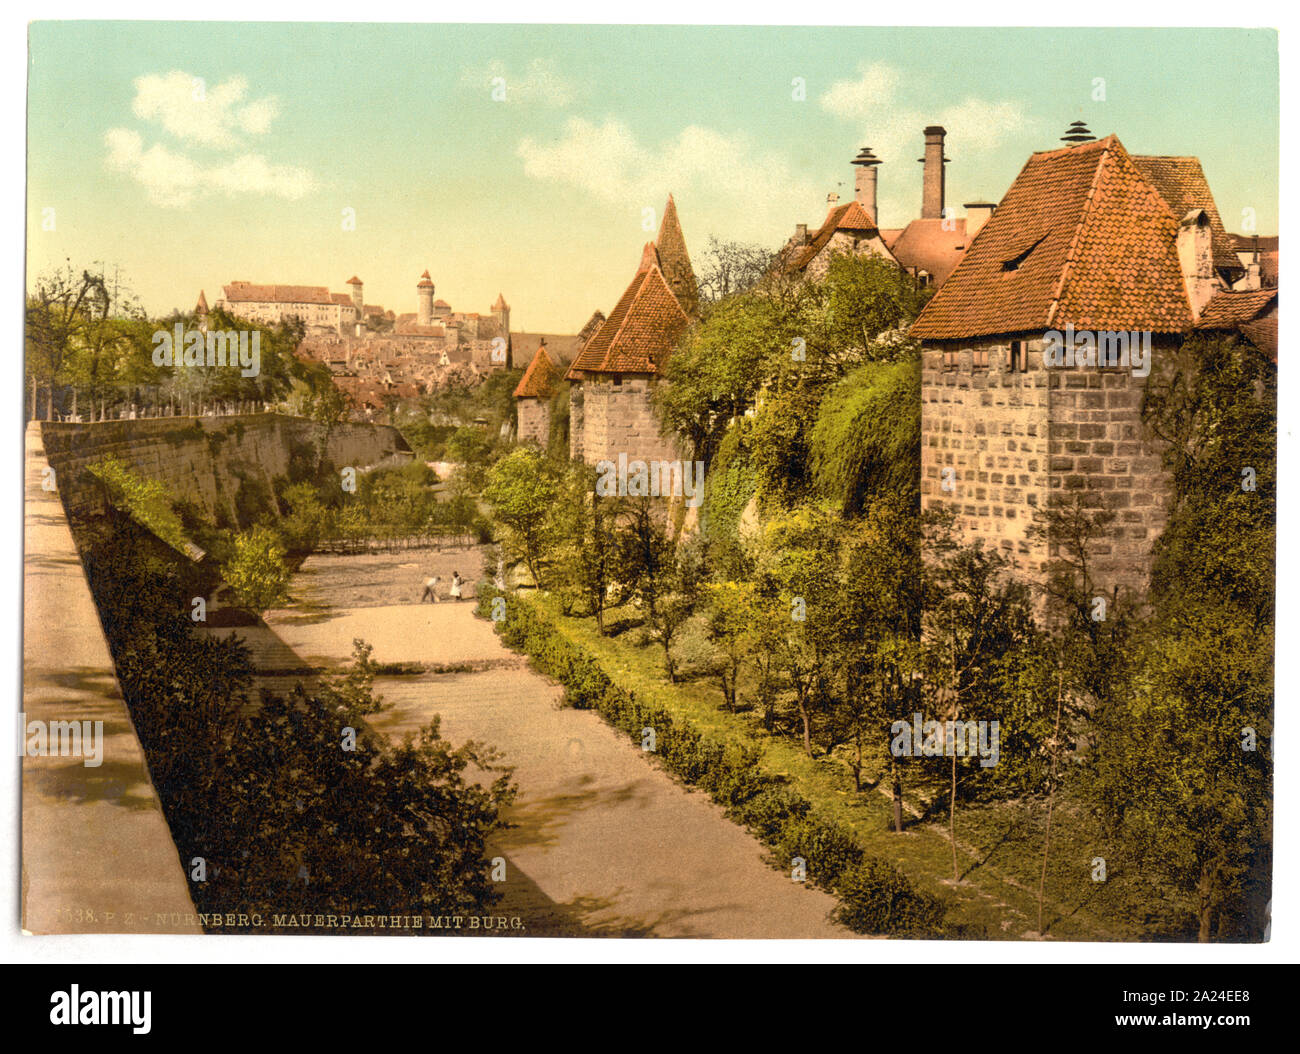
528 593 1165 941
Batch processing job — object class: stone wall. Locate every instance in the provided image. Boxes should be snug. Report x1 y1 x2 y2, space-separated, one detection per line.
921 336 1175 594
41 413 411 526
569 382 585 461
517 397 550 447
578 374 681 467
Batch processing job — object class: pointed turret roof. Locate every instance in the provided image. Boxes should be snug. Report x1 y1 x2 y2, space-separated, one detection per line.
492 293 509 311
195 290 209 314
514 341 559 399
417 270 434 288
566 259 690 378
346 275 362 285
655 194 699 316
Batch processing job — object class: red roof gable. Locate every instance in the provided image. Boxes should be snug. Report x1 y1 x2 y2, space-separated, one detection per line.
910 135 1195 340
223 282 334 305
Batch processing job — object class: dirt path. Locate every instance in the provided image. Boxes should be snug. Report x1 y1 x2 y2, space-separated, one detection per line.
236 551 847 938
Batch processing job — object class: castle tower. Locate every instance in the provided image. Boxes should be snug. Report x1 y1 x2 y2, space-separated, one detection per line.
491 292 511 350
851 146 882 223
417 270 435 326
195 290 209 332
347 275 363 314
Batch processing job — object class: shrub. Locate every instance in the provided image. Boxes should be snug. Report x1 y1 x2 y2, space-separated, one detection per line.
831 859 946 937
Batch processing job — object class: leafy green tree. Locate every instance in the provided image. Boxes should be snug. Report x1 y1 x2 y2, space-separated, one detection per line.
224 524 292 612
483 446 561 587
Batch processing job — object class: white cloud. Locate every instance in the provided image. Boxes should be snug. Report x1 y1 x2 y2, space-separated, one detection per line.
131 71 280 148
819 62 902 121
517 118 820 240
105 128 318 209
461 58 576 107
106 71 318 208
819 63 1037 167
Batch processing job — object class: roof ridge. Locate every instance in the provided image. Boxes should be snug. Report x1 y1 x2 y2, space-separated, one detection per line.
1046 138 1114 327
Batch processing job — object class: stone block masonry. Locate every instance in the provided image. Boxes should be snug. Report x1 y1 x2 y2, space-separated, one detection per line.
921 337 1175 594
40 413 412 527
517 397 549 446
579 375 681 468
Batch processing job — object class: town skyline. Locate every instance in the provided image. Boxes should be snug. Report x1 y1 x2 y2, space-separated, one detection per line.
27 23 1278 332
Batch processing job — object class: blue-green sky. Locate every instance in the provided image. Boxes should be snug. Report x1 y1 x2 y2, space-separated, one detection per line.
27 23 1278 332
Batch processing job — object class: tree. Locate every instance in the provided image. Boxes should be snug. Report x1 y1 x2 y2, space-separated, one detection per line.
552 462 621 632
704 581 759 711
923 528 1036 879
1083 332 1275 940
224 524 292 612
695 236 775 305
483 446 560 587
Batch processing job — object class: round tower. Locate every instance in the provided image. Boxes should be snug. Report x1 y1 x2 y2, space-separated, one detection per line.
417 270 435 326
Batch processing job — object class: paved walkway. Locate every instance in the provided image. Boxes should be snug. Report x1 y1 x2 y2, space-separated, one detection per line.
22 423 199 934
247 566 846 938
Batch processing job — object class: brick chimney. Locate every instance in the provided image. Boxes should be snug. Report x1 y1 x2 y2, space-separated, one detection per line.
1177 208 1217 320
919 126 947 220
795 223 809 245
852 146 882 223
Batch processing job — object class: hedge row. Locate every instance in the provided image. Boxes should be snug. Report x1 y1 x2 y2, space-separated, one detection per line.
477 586 946 937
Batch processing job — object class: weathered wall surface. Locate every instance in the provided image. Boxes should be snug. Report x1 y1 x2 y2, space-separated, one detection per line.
921 338 1174 593
41 413 411 525
578 375 681 468
517 397 550 446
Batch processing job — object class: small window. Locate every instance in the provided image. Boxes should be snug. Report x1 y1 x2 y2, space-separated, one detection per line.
1010 340 1028 372
612 376 622 386
972 348 989 369
942 349 959 369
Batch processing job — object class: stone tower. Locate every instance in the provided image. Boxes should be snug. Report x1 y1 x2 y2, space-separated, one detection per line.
347 275 363 314
491 293 511 347
417 271 435 326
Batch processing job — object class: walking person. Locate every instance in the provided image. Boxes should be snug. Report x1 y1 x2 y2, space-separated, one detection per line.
421 574 441 603
449 571 463 602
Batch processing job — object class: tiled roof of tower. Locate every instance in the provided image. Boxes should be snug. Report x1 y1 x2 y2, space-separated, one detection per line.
781 200 882 273
513 343 559 399
417 271 434 288
195 290 208 313
566 264 690 377
1131 156 1242 274
346 275 362 285
223 282 334 304
910 136 1195 340
655 194 699 315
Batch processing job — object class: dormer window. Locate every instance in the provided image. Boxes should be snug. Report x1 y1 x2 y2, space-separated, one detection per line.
1001 235 1047 273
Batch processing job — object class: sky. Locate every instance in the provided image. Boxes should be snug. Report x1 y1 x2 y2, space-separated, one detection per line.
26 23 1279 334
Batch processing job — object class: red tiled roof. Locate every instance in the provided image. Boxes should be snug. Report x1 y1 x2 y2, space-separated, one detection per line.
910 136 1195 340
888 217 969 286
513 343 559 399
1195 288 1276 330
434 299 451 308
346 275 362 285
1131 156 1242 274
417 271 434 288
782 200 883 273
656 194 699 315
222 282 334 305
567 264 690 377
331 293 355 306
